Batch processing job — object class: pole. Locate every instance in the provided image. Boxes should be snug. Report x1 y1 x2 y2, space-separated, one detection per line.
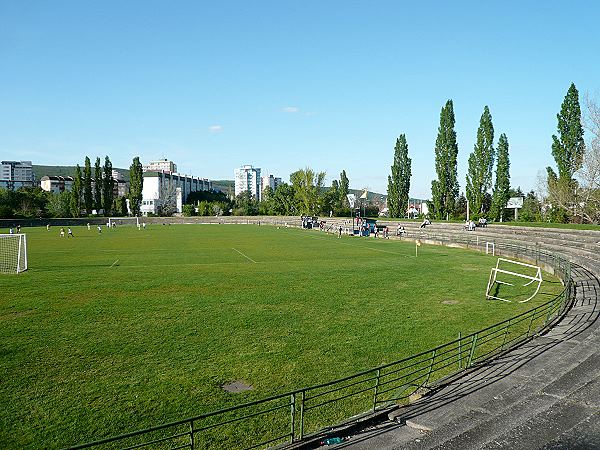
466 199 470 222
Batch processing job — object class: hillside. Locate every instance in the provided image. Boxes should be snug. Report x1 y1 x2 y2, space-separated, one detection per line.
33 165 130 181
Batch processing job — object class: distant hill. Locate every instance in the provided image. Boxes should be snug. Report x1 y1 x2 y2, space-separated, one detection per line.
33 165 130 181
211 180 235 193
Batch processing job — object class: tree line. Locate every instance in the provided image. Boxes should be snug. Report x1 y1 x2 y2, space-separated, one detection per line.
387 83 599 224
181 169 363 217
2 84 598 223
0 156 144 219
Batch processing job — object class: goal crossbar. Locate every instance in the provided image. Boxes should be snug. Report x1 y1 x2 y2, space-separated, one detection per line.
108 217 140 227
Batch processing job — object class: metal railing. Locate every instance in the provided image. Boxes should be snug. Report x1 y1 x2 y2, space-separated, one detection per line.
67 235 575 450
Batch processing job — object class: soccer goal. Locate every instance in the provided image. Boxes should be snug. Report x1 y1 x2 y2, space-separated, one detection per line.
0 234 28 274
485 257 542 303
108 217 140 227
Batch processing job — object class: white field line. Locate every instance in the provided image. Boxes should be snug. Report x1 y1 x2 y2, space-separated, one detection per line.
232 248 257 263
109 259 119 268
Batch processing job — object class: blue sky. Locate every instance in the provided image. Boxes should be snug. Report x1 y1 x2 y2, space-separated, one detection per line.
1 1 598 198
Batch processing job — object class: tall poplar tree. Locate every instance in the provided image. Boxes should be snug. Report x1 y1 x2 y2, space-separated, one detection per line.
128 156 144 216
339 170 349 208
491 133 511 221
387 134 411 218
548 82 585 182
466 106 495 216
102 156 114 215
83 156 93 214
94 157 102 213
431 100 459 219
70 164 82 217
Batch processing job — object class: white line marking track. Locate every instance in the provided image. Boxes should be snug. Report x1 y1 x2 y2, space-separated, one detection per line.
232 248 257 263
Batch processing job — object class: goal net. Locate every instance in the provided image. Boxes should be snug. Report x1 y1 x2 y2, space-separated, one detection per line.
485 258 542 303
108 217 140 227
0 234 28 274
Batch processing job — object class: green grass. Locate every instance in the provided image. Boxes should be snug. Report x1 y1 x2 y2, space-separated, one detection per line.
0 225 564 449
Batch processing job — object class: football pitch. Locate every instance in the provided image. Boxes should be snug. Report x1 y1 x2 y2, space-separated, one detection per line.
0 224 564 448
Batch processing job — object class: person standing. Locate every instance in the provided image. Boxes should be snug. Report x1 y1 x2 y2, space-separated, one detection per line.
67 227 74 238
59 228 65 237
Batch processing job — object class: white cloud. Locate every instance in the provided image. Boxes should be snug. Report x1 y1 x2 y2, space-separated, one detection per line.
208 125 223 133
283 106 299 113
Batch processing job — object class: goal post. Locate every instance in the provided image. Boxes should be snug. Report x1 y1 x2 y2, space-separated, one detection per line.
0 234 28 274
485 257 542 303
108 217 140 227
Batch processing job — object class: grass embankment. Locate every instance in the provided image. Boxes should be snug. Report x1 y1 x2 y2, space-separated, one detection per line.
0 225 563 448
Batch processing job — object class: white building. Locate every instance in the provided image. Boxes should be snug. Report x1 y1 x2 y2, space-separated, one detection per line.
260 174 282 197
143 159 177 173
140 171 212 215
234 165 261 200
0 161 34 190
40 176 73 194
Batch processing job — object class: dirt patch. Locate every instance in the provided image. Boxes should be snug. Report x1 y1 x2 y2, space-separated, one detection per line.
441 300 459 305
221 380 253 393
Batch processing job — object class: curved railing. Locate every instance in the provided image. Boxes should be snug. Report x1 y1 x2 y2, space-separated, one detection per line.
66 231 575 450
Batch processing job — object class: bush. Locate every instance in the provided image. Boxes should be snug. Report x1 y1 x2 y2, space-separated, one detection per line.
182 204 196 217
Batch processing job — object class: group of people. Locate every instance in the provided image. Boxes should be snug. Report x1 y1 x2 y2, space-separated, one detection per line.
59 227 75 237
46 222 147 236
465 217 488 231
7 225 21 234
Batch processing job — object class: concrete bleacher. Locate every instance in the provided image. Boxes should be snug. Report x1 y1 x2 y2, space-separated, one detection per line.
323 222 600 449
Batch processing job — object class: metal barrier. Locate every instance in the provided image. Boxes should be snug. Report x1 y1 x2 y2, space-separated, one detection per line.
67 234 575 450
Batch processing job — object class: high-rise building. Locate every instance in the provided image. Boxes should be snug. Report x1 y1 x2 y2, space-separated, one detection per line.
143 159 177 173
234 165 261 200
0 161 34 190
260 174 282 196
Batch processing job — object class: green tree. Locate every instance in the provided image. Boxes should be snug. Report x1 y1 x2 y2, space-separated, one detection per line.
519 191 542 222
546 83 586 223
431 100 459 219
233 190 259 215
339 170 349 208
94 157 102 213
270 183 297 215
83 156 93 214
112 196 128 216
70 165 82 217
102 156 114 215
466 106 495 216
454 192 468 220
387 134 412 218
182 204 196 216
290 167 326 215
47 191 72 218
128 156 144 216
549 83 585 181
321 180 339 215
491 133 511 221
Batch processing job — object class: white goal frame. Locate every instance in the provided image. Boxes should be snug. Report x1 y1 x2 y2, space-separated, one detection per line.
485 257 542 303
108 217 140 227
0 234 28 274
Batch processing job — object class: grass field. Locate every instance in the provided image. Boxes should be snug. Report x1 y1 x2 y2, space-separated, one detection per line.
0 224 564 448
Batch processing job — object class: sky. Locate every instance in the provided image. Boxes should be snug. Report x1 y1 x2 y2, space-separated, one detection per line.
1 0 599 198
